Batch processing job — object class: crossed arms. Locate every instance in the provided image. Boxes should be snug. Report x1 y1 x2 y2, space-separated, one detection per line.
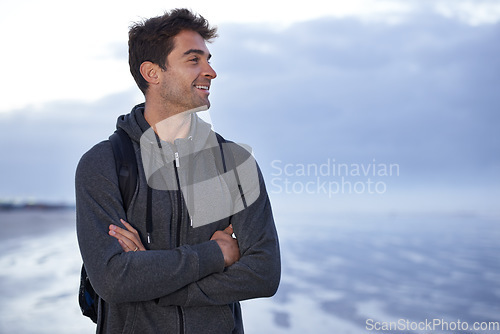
76 141 280 307
110 219 240 267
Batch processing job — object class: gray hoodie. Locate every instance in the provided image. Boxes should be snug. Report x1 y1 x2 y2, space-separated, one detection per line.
76 104 281 333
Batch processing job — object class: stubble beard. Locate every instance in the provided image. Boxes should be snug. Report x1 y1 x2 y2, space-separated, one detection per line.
160 80 210 116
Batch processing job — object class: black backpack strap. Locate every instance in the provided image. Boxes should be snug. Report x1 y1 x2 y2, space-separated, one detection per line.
109 128 138 212
215 133 248 209
109 128 154 243
79 128 148 324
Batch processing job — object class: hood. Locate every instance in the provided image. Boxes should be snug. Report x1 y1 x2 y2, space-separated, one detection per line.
116 103 215 154
116 103 148 144
117 103 218 188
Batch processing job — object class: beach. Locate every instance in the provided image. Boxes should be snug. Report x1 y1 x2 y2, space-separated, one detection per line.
0 208 499 333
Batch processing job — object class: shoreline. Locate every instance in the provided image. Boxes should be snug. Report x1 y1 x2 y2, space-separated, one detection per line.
0 209 76 242
0 202 75 212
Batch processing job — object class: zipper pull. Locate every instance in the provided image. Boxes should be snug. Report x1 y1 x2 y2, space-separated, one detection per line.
174 152 180 167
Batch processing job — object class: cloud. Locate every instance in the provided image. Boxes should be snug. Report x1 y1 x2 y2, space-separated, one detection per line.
433 0 500 26
209 16 500 183
0 91 142 202
0 12 498 212
1 0 499 112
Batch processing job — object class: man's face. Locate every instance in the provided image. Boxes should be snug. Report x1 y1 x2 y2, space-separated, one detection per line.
158 30 217 112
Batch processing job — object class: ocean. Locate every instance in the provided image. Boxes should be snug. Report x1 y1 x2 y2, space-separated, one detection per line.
0 206 499 333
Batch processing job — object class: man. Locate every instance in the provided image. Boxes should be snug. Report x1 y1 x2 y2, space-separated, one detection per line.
76 8 281 334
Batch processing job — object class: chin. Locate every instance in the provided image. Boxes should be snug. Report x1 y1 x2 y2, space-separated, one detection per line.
200 100 211 109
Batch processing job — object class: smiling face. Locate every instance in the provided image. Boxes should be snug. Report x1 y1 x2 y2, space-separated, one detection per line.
157 30 217 113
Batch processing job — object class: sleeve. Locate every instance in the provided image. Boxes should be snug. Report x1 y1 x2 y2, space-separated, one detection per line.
156 160 281 307
75 141 225 304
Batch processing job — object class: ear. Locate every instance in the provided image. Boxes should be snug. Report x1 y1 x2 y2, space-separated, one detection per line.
140 61 161 85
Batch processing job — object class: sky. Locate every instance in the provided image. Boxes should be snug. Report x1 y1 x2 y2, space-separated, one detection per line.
0 0 499 216
1 0 499 112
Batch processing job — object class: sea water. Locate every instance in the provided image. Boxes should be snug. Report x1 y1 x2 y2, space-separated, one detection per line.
0 208 499 334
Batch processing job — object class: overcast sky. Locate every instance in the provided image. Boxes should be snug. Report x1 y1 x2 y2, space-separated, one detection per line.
1 0 499 112
0 0 499 216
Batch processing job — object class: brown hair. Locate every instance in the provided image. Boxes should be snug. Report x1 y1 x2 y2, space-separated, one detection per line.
128 8 218 94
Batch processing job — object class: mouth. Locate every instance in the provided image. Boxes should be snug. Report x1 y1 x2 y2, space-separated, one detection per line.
194 84 210 91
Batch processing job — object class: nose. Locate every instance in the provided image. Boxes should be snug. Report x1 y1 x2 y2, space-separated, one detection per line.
204 62 217 79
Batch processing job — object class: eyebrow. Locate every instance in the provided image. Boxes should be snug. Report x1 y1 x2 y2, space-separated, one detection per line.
183 49 212 60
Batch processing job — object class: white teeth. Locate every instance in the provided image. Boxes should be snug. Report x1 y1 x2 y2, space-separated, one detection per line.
195 85 209 90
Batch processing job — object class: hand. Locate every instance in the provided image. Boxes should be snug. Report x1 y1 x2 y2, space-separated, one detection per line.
109 219 146 252
210 225 240 267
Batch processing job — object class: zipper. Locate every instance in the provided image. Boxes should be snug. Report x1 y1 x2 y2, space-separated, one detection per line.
174 152 180 167
173 150 185 334
175 151 194 226
173 158 183 248
177 307 185 334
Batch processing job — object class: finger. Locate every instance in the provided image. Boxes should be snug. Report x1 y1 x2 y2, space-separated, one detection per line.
118 239 141 253
111 221 146 251
118 239 131 252
120 219 140 236
110 224 139 243
223 224 233 235
109 229 138 251
224 225 237 239
211 230 229 241
212 230 234 242
210 230 221 241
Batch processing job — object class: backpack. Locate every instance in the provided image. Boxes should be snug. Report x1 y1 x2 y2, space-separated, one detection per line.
78 128 136 323
78 128 246 323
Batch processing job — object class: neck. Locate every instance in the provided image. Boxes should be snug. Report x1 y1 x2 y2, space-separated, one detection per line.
144 101 192 143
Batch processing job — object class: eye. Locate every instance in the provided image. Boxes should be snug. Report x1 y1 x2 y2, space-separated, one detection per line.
189 57 199 63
